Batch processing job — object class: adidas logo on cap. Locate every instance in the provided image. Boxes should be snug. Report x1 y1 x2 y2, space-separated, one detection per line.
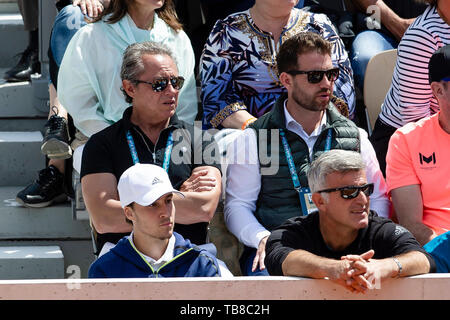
152 177 163 185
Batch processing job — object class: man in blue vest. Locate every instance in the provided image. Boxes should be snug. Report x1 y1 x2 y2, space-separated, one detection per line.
224 32 389 276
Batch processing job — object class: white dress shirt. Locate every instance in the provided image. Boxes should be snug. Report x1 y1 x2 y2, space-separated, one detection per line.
224 101 390 249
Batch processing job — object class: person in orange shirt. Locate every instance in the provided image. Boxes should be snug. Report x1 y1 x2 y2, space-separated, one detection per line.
386 44 450 246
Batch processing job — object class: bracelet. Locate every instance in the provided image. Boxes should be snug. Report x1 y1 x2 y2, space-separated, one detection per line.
392 257 402 278
241 117 257 130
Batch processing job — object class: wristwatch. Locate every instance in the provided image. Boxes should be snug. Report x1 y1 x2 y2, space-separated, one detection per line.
392 257 402 278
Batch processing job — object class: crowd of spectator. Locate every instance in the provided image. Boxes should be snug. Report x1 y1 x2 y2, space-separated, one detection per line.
4 0 449 281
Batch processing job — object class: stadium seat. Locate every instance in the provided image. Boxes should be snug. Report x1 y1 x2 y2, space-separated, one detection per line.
363 49 397 135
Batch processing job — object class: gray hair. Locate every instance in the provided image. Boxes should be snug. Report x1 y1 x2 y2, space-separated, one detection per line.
307 150 366 193
120 41 177 103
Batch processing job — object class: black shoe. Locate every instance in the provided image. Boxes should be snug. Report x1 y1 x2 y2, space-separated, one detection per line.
16 165 68 208
41 113 72 159
3 47 40 82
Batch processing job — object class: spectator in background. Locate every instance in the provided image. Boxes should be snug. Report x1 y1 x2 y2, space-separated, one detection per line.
350 0 427 92
224 33 388 276
3 0 40 82
264 150 435 293
57 0 198 174
88 163 222 278
81 42 221 255
200 0 355 130
174 0 255 71
370 0 450 175
16 0 109 208
386 44 450 246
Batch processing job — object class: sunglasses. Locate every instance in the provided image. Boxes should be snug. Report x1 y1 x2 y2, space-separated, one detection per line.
317 183 374 199
286 68 340 84
133 76 185 92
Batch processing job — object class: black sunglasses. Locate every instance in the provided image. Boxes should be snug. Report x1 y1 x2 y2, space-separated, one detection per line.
133 76 185 92
286 68 340 84
317 183 374 199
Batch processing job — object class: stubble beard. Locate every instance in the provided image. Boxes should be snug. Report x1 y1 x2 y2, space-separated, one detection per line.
292 88 331 113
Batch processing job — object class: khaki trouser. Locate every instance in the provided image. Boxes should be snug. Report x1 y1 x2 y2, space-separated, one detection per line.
208 202 244 276
71 130 89 174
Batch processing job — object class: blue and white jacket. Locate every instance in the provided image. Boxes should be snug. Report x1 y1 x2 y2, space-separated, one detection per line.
88 232 221 278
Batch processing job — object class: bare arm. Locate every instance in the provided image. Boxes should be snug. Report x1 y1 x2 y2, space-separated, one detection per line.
390 185 437 246
221 110 256 129
72 0 109 18
343 250 431 292
348 251 431 290
282 249 353 281
81 173 132 234
353 0 415 41
174 166 222 224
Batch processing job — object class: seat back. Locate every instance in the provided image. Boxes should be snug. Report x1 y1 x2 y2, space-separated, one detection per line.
363 49 398 134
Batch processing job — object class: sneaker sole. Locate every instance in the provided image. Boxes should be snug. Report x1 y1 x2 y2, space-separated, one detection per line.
15 193 68 208
41 138 72 159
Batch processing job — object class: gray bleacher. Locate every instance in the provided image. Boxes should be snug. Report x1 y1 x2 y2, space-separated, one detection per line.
0 0 94 279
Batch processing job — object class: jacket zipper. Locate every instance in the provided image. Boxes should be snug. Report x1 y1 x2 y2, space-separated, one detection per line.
128 238 195 277
153 248 194 277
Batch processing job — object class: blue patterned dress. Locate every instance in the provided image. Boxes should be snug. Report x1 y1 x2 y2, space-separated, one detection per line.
200 8 355 129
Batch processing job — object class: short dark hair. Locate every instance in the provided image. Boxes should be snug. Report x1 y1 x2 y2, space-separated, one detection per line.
276 32 332 74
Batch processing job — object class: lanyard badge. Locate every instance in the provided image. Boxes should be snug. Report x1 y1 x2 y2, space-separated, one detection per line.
126 130 173 172
280 128 333 216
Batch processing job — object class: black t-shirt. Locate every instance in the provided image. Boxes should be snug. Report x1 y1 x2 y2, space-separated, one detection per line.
265 211 436 276
81 107 221 251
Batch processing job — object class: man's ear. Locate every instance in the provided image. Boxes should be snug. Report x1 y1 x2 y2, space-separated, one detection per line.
430 81 443 99
279 72 292 90
122 79 136 99
312 192 327 211
124 206 135 223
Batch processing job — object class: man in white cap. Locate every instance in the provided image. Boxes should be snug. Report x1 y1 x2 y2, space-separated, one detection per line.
88 163 222 278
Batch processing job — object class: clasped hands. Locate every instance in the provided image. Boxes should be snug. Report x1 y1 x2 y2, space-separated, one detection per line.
334 249 382 294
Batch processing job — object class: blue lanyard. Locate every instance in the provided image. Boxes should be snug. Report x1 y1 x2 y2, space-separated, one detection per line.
126 130 173 172
279 128 333 192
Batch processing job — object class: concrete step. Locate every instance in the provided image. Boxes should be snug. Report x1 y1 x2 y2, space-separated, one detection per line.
0 13 27 68
0 186 92 239
0 245 64 279
0 118 47 132
0 80 49 117
0 131 46 186
0 240 94 279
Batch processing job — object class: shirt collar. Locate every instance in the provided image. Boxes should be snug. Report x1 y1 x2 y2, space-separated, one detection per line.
128 232 175 266
123 106 183 131
283 99 327 137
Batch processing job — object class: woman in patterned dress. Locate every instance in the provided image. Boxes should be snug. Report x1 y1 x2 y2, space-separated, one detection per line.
200 0 355 130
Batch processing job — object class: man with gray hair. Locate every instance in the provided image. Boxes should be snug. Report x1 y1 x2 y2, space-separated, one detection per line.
81 41 221 255
265 150 435 293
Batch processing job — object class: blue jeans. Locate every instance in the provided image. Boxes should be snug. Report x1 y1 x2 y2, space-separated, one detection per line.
240 246 269 276
350 30 398 91
295 0 305 8
49 5 86 87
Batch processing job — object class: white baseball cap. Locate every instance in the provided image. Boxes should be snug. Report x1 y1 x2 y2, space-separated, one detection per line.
117 163 184 208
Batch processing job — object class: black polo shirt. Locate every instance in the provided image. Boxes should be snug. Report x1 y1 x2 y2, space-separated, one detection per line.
81 107 220 252
265 211 436 276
